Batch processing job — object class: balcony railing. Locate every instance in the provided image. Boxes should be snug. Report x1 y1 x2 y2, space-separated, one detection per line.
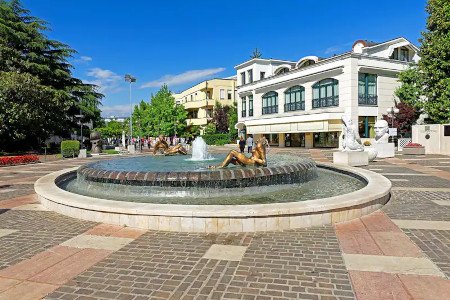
312 95 339 109
284 102 305 112
262 105 278 115
358 94 378 106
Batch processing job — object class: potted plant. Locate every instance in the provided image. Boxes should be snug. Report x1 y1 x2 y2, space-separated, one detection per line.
402 142 425 155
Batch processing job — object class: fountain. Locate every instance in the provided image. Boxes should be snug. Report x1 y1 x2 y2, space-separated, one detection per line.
189 137 213 161
35 139 391 232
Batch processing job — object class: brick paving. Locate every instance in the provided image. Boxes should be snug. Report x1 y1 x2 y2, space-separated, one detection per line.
0 150 449 299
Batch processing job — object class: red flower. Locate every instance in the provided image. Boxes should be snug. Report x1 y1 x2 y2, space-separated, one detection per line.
0 155 40 166
404 142 423 148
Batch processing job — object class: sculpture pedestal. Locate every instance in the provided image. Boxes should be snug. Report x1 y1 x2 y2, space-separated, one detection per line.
78 149 87 158
373 143 395 158
127 145 136 154
333 151 369 167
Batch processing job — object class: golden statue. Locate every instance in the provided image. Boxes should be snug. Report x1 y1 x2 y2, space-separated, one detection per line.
153 135 187 155
209 137 267 169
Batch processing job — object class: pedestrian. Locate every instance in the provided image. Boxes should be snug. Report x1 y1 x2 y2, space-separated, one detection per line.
246 135 253 153
238 136 245 153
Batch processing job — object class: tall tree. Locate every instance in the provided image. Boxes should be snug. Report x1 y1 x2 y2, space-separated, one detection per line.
394 65 423 110
382 102 419 138
418 0 450 123
212 102 230 134
0 0 103 150
250 48 262 59
227 103 238 140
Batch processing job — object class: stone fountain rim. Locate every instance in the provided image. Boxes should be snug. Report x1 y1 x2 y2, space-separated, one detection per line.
35 163 390 218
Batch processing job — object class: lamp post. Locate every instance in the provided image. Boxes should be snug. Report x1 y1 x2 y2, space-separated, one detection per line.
386 106 400 142
75 111 84 149
124 74 136 145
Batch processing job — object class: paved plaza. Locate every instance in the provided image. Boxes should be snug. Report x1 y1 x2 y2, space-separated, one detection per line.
0 148 449 299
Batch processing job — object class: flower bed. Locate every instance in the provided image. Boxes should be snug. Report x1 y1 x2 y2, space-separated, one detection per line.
403 143 425 155
0 155 40 166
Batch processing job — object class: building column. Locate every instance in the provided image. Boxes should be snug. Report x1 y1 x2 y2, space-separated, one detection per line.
278 133 285 147
305 133 313 148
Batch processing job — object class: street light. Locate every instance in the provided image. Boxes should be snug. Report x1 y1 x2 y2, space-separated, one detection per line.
75 111 84 149
386 107 400 129
124 74 136 145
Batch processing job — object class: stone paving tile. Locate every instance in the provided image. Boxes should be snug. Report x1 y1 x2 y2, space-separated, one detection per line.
403 229 450 278
383 190 450 221
48 228 355 300
0 184 34 201
0 210 96 269
386 174 450 188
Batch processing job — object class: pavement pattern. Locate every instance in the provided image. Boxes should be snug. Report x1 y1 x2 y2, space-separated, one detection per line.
0 148 449 299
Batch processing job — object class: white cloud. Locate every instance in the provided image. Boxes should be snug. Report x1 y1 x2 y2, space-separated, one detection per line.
101 104 131 117
324 41 353 55
140 67 225 88
84 68 123 93
74 55 93 63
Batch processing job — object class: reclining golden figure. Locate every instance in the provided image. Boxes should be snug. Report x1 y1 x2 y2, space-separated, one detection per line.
153 135 187 155
209 138 267 169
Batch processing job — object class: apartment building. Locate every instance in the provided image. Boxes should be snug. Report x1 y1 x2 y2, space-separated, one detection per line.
173 78 237 133
235 37 419 148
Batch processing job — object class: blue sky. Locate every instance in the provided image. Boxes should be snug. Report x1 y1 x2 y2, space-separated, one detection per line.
22 0 427 117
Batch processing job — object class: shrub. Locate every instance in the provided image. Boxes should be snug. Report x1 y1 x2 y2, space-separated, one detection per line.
0 155 39 166
404 142 423 148
61 140 80 157
201 134 230 146
363 141 372 146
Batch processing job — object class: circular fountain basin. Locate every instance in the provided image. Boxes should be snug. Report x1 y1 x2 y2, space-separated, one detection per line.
35 155 391 232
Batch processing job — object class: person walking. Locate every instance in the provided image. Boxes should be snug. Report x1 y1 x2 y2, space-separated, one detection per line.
238 136 245 153
246 135 254 153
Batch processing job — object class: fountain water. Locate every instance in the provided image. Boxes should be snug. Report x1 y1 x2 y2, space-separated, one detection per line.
190 137 213 161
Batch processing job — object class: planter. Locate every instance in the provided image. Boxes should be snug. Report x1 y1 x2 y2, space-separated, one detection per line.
402 146 425 155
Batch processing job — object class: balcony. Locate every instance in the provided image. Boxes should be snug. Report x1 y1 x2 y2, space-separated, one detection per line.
186 117 210 126
183 99 214 109
312 96 339 109
358 94 378 106
262 105 278 115
284 102 305 112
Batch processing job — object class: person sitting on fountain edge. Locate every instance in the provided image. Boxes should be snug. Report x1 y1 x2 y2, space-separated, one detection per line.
209 138 267 169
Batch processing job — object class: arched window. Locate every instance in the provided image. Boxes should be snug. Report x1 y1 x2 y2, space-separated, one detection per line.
275 67 290 75
262 91 278 115
284 86 305 112
312 79 339 108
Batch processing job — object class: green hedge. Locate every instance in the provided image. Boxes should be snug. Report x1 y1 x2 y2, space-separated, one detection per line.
61 140 80 158
201 134 230 146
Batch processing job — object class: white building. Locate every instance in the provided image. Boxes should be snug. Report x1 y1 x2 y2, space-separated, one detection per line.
235 37 419 148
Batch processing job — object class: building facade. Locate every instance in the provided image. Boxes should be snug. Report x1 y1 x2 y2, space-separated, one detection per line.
235 37 419 148
173 78 237 133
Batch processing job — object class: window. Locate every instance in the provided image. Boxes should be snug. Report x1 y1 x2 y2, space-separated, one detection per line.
240 72 246 85
205 109 212 118
220 89 225 99
312 78 339 108
248 95 253 117
227 90 232 100
260 72 265 80
206 91 211 99
358 73 377 106
358 116 376 138
284 86 305 112
248 69 253 83
390 47 410 62
241 97 246 117
188 110 198 119
275 67 290 75
190 95 193 101
262 91 278 115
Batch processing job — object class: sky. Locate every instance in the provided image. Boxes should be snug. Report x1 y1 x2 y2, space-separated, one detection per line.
22 0 427 117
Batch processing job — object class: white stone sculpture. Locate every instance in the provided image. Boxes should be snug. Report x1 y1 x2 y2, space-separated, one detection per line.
416 113 428 125
364 147 378 162
374 120 390 144
341 115 364 151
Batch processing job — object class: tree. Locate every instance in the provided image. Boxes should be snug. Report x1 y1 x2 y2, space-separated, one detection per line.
95 120 124 139
382 102 419 138
395 65 423 110
0 0 103 150
0 72 70 149
132 85 187 137
250 48 262 59
227 104 238 140
212 102 230 134
418 0 450 123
